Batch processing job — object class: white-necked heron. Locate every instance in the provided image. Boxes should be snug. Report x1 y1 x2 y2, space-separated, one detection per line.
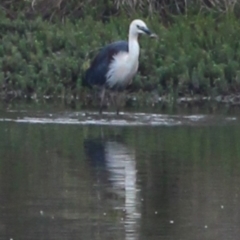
83 19 156 114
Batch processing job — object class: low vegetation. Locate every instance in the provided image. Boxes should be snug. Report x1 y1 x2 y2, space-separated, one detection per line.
1 0 240 105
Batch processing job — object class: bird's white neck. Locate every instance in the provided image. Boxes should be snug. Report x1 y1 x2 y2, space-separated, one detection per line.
128 34 140 61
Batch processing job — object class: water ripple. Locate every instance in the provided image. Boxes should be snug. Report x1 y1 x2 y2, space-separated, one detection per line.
0 110 238 126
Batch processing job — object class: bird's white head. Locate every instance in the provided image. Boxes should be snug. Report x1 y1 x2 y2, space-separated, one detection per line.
129 19 156 38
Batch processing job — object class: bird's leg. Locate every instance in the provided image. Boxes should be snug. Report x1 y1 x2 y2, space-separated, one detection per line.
109 92 114 105
115 91 123 115
109 91 119 114
116 98 120 115
99 87 106 115
109 91 123 115
109 92 117 110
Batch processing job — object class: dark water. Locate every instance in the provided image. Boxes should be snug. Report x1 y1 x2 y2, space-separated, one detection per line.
0 104 240 240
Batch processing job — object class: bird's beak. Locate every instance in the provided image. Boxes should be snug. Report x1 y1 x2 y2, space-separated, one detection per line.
141 26 158 38
142 27 153 35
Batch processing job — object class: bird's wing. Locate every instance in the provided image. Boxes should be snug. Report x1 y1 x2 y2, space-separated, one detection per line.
83 41 128 87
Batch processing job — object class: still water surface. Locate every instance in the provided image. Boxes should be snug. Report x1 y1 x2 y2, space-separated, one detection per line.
0 104 240 240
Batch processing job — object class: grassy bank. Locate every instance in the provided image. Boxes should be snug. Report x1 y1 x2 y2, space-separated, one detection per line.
1 1 240 106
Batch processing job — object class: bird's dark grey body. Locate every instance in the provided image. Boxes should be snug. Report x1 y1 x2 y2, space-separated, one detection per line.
83 40 129 91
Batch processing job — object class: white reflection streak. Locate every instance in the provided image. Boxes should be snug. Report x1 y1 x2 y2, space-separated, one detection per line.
105 142 140 240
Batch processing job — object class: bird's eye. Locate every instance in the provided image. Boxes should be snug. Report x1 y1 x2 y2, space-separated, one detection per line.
137 25 140 29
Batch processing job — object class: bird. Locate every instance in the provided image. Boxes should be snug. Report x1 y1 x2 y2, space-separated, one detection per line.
82 19 157 115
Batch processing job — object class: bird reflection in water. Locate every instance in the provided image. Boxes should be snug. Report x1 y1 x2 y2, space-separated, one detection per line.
84 138 141 240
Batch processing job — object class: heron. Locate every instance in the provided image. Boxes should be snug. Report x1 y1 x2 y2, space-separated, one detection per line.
83 19 157 115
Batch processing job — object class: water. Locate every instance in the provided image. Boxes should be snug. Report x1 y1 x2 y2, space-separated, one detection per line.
0 104 240 240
